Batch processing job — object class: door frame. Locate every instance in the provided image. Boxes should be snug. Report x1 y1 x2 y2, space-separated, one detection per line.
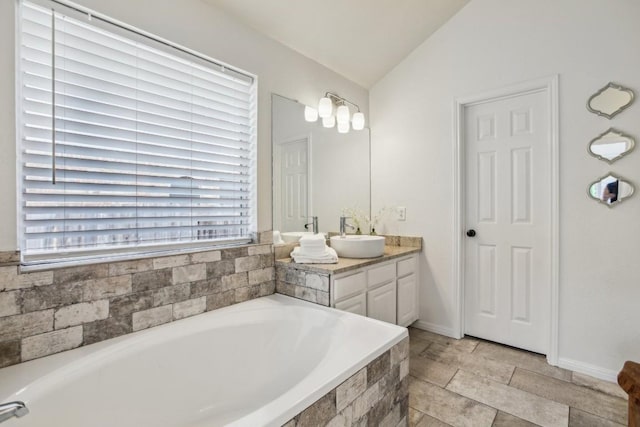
452 75 560 365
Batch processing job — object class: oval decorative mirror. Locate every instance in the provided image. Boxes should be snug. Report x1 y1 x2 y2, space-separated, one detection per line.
588 173 635 207
587 82 635 119
588 128 635 164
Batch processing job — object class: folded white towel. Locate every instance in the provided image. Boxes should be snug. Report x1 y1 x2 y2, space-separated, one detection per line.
298 233 327 248
291 246 338 264
295 246 328 256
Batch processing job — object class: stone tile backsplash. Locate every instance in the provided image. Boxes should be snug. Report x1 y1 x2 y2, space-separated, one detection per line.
0 244 274 368
275 265 330 306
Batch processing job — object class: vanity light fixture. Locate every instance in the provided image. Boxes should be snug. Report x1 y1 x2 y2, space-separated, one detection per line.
318 96 333 118
322 115 336 128
304 106 318 122
336 104 350 124
352 112 365 130
305 92 365 133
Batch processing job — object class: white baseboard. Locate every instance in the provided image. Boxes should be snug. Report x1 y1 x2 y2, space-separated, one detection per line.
411 320 460 339
557 357 619 383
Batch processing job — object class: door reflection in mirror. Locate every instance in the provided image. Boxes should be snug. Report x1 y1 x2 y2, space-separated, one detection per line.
589 174 635 207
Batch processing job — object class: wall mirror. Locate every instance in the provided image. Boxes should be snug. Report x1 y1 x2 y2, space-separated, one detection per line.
587 82 635 119
588 173 635 207
271 94 370 242
588 128 635 164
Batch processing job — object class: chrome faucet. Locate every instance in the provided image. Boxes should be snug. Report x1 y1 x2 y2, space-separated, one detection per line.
304 216 319 234
0 401 29 424
339 216 355 237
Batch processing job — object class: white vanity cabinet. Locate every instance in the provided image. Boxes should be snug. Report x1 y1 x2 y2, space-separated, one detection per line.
330 254 418 326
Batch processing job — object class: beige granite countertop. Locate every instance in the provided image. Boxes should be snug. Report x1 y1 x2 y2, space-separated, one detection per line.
276 245 420 275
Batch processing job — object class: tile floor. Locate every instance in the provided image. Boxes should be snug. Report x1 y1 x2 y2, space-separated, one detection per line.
408 327 628 427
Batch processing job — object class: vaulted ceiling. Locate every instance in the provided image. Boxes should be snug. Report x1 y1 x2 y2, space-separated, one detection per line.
204 0 470 88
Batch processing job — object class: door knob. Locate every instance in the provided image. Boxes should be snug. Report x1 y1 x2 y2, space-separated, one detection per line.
466 229 476 237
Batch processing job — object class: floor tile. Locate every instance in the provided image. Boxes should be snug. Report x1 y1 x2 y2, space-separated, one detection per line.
409 376 496 427
446 370 568 427
473 340 572 382
510 368 627 425
571 372 628 401
568 407 625 427
410 335 433 357
415 413 453 427
409 407 425 426
409 328 479 353
410 354 458 387
423 343 515 384
409 407 452 427
492 411 539 427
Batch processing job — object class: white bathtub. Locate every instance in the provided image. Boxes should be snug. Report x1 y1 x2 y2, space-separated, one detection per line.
0 294 407 427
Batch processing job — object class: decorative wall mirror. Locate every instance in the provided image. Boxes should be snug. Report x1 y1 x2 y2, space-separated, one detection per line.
588 173 635 207
587 82 635 119
588 128 635 164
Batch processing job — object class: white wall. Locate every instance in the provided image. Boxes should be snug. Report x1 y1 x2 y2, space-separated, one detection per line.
0 0 368 250
371 0 640 377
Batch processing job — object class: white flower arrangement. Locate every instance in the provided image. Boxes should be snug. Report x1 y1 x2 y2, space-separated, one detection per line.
364 206 391 234
342 206 391 235
342 207 366 233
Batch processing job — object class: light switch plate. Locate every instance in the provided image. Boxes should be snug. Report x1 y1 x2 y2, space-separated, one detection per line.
397 207 406 221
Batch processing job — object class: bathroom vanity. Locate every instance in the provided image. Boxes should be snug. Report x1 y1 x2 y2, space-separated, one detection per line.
332 252 418 326
275 240 420 327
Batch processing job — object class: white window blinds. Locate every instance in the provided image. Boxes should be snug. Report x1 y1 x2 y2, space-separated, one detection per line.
19 1 257 263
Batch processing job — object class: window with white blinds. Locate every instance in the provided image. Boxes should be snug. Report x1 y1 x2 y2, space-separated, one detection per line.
18 0 257 263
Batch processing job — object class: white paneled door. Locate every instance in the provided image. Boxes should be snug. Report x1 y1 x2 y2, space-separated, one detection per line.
464 90 550 354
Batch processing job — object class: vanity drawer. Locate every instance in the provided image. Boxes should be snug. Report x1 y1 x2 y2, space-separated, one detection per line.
333 271 366 301
334 293 366 316
397 257 416 277
367 263 396 288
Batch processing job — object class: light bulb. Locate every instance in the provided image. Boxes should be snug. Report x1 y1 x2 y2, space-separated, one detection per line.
352 112 365 130
318 97 332 118
322 115 335 128
304 106 318 122
336 105 350 124
337 121 349 133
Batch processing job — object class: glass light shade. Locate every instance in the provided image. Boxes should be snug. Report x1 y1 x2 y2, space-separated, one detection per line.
352 112 365 130
337 121 350 133
322 115 336 128
318 97 333 118
336 105 350 124
304 106 318 122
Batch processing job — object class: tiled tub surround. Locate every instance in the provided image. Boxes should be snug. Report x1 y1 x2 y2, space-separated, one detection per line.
284 336 410 426
0 294 408 427
275 237 421 307
0 243 274 368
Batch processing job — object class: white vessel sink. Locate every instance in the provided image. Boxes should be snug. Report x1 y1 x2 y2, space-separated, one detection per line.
281 231 318 243
330 235 385 258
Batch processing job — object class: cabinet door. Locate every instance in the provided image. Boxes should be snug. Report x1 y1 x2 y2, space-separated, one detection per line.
334 293 366 317
397 274 418 327
367 281 397 324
